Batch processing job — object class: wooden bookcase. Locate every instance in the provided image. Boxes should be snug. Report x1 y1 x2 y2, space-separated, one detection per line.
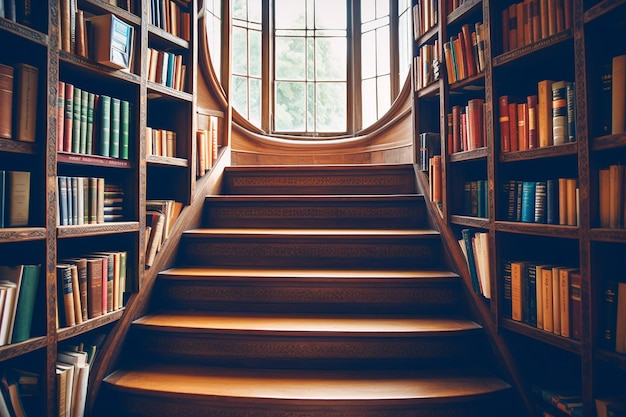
413 0 626 416
0 0 229 415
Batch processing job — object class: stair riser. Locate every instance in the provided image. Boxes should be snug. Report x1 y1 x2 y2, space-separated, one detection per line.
101 391 509 417
204 201 428 229
126 330 486 369
178 238 443 269
223 169 417 195
154 280 465 314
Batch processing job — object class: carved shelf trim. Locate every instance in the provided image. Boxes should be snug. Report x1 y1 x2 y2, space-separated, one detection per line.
57 152 132 168
449 147 488 162
493 30 573 67
57 222 140 238
0 336 48 361
495 221 579 239
57 309 125 341
0 137 38 155
0 228 46 243
450 215 490 229
501 319 581 354
147 155 189 167
447 0 482 25
499 142 578 162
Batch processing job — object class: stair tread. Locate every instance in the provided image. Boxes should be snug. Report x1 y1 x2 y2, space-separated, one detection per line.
206 194 424 201
104 365 511 401
159 267 459 280
133 311 481 334
183 228 439 236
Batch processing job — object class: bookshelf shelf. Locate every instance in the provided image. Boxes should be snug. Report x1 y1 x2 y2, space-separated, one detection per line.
57 222 141 238
0 138 38 155
57 152 133 168
415 24 438 47
79 0 141 25
0 18 48 46
449 72 485 92
494 222 579 239
595 349 626 371
584 0 626 23
147 82 193 102
590 134 626 151
450 215 489 229
0 228 47 243
589 229 626 243
501 319 581 354
0 337 48 362
446 0 482 25
499 143 578 162
59 51 142 85
57 309 125 342
416 80 441 99
449 147 488 162
493 30 573 67
146 155 189 167
148 25 190 49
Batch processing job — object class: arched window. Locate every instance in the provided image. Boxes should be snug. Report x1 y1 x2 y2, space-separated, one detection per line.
210 0 412 136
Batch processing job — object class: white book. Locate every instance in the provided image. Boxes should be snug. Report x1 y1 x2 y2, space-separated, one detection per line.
57 350 88 417
0 264 24 345
56 362 74 417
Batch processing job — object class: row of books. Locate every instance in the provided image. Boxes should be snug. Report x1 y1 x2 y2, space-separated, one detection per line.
196 117 219 177
57 251 127 329
412 1 437 40
413 41 440 91
462 180 488 219
499 80 575 153
504 261 581 339
501 0 573 54
146 127 177 158
0 170 31 228
56 176 125 226
57 82 131 159
0 368 40 417
0 265 41 346
443 22 486 85
0 62 38 143
601 54 626 136
148 0 191 41
598 164 626 229
56 337 104 417
447 98 486 153
531 384 583 417
147 48 186 91
418 132 440 172
458 229 492 299
599 280 626 355
501 178 579 226
0 0 35 27
145 200 183 268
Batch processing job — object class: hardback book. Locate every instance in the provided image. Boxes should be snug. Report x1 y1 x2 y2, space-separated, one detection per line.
511 261 526 322
461 229 481 295
612 54 626 134
552 80 568 145
501 8 509 52
616 282 626 354
502 260 513 318
62 259 88 322
7 171 30 227
89 14 135 70
524 262 538 326
90 253 115 313
419 132 440 172
72 87 81 153
508 3 518 51
55 362 74 417
517 103 528 150
86 92 96 155
56 265 76 328
569 271 582 340
63 82 74 153
57 350 89 417
85 258 103 318
79 90 88 154
559 267 578 338
537 79 553 147
527 94 538 148
558 177 568 225
535 264 552 330
521 181 536 223
551 266 562 335
509 102 519 151
110 97 121 158
14 63 38 143
120 100 130 159
566 178 577 226
467 98 484 150
600 62 612 136
534 181 547 223
499 96 510 152
541 265 555 332
68 265 83 325
0 64 14 139
10 264 40 344
57 81 65 152
98 95 111 157
546 179 558 225
566 82 576 142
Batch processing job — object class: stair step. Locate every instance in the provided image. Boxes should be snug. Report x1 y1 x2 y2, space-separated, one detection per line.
155 267 465 314
102 365 512 417
204 194 428 229
223 164 417 195
128 312 486 368
178 228 443 269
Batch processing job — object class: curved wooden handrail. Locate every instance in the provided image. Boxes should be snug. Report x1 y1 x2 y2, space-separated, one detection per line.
84 150 231 417
412 167 534 417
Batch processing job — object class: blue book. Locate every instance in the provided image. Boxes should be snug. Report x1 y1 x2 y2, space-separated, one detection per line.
524 263 537 327
566 82 576 142
461 229 481 295
521 181 536 223
57 176 68 226
546 179 558 225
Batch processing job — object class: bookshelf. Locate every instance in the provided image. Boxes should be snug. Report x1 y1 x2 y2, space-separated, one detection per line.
413 0 626 416
0 0 231 415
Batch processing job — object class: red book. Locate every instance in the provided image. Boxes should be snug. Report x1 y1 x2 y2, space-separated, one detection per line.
527 95 538 149
499 96 511 152
508 4 518 51
468 98 484 149
460 111 467 151
461 24 476 78
502 8 510 53
447 113 453 154
509 102 519 152
452 105 461 153
517 103 528 151
64 82 74 153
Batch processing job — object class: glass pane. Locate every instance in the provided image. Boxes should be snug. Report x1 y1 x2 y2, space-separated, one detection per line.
249 29 262 77
248 0 262 23
361 78 377 128
398 0 410 11
232 26 248 75
307 82 315 132
315 0 346 30
233 75 249 117
307 37 314 81
315 37 346 81
276 0 306 29
361 30 376 79
275 82 306 131
376 0 389 18
376 26 390 75
307 0 314 28
377 74 391 118
233 0 247 20
361 0 375 23
249 78 262 127
275 37 306 80
399 10 411 82
316 82 346 132
205 14 221 81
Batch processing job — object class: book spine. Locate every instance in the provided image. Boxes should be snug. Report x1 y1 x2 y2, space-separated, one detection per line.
15 63 38 143
599 280 618 349
462 229 481 295
57 266 76 327
600 62 612 136
521 181 536 223
98 95 111 157
86 92 95 155
546 179 558 225
72 87 81 153
0 64 14 139
552 80 568 145
552 267 562 335
499 96 510 152
120 100 130 159
503 260 513 319
79 87 88 153
509 102 519 152
611 54 626 134
63 83 73 153
511 261 524 321
526 263 537 327
8 171 30 227
534 181 547 223
538 80 553 147
566 82 576 142
110 98 121 158
527 94 538 149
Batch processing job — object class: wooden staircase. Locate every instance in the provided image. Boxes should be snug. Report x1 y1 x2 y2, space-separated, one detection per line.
98 164 515 417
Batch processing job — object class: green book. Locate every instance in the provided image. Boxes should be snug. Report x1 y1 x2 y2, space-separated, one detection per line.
120 100 129 159
72 87 81 154
11 264 41 344
86 92 95 154
110 97 121 158
79 88 88 154
98 95 111 157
